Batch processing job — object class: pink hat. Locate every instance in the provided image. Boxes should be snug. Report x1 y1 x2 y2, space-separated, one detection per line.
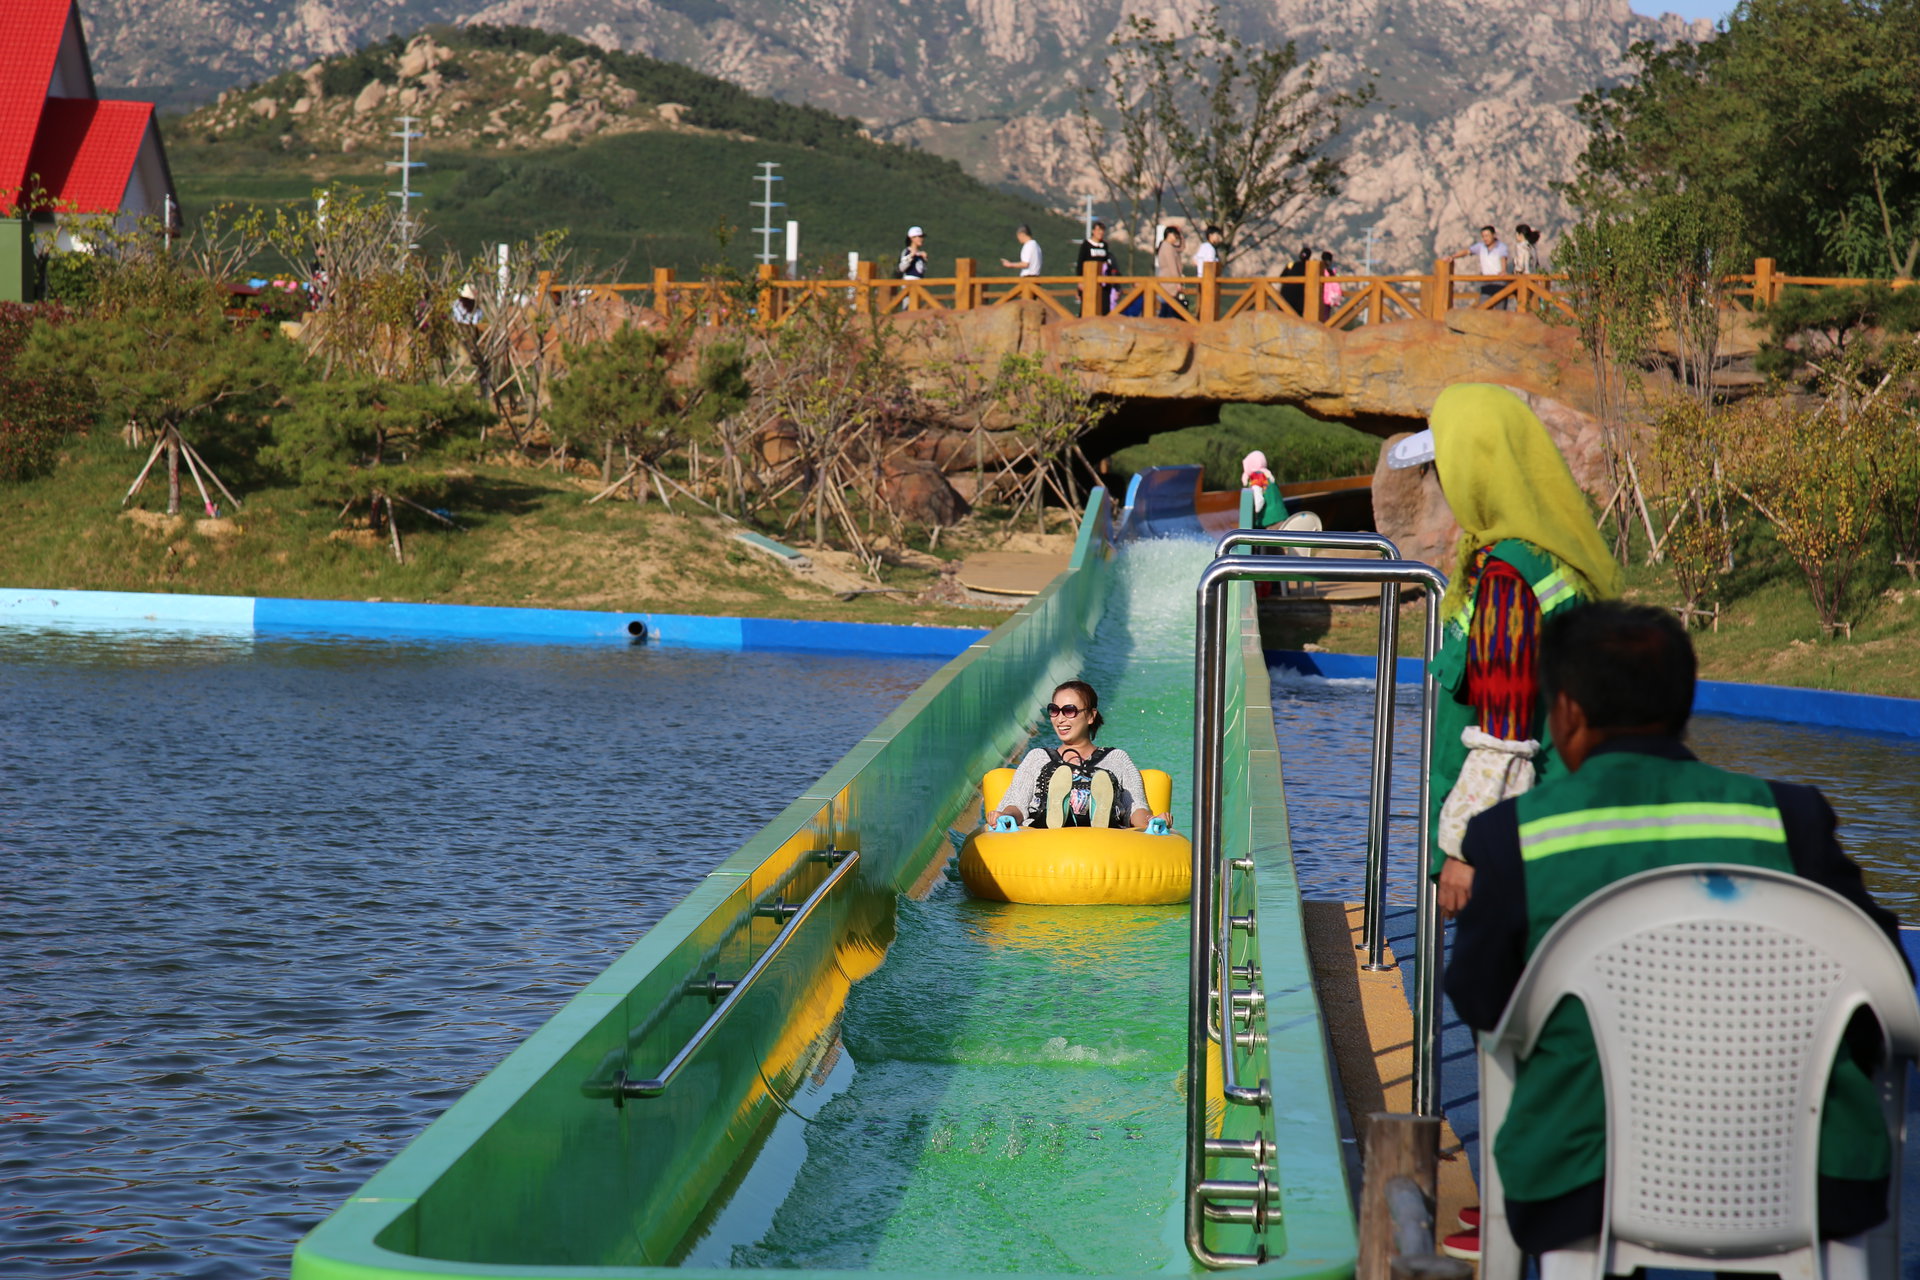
1241 451 1269 486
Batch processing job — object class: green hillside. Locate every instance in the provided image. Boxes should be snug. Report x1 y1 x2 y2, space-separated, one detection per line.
163 24 1082 277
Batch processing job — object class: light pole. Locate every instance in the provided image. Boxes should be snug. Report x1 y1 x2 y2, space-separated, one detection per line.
1364 223 1391 276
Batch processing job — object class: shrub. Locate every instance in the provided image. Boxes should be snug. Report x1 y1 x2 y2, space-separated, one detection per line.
1725 397 1884 637
1648 397 1745 625
0 302 88 483
1755 283 1920 381
1108 403 1379 489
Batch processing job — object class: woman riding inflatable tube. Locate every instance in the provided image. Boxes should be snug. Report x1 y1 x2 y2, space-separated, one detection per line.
1414 384 1623 916
991 680 1170 831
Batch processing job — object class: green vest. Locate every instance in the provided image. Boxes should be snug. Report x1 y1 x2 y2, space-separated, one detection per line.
1427 539 1588 876
1253 479 1287 528
1494 751 1892 1204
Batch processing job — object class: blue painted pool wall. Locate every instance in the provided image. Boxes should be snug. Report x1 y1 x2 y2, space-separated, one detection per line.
0 588 987 658
0 586 255 630
1267 648 1920 740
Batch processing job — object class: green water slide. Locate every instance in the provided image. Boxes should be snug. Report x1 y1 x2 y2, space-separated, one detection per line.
291 491 1356 1280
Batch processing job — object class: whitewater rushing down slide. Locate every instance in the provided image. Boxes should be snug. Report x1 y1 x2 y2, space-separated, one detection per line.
292 485 1354 1279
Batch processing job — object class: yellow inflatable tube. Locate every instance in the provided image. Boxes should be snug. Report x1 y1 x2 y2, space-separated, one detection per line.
958 767 1192 905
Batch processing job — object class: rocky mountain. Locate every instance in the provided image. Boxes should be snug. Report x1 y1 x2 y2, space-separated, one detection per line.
92 0 1712 269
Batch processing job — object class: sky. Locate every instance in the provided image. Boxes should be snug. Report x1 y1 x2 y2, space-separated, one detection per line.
1629 0 1735 23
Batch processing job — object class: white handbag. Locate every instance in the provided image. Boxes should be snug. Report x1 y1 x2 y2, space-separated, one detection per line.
1438 727 1540 859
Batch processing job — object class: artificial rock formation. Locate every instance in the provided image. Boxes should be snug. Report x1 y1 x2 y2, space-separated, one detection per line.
897 302 1606 432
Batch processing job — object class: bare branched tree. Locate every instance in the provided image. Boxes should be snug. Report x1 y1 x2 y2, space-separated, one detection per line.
1079 6 1375 269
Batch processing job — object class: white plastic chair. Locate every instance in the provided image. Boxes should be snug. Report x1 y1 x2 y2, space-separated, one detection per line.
1477 864 1920 1280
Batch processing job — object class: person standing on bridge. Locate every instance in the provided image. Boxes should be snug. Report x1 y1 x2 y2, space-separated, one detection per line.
1192 224 1224 273
1512 224 1542 275
1077 220 1115 316
1154 225 1187 317
1001 224 1043 277
1453 226 1511 306
896 226 928 281
1279 245 1311 317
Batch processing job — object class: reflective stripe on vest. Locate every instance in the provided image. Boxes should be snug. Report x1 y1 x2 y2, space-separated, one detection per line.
1531 568 1575 611
1519 801 1787 862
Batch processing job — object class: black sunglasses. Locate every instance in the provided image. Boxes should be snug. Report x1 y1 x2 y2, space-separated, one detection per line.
1045 704 1086 718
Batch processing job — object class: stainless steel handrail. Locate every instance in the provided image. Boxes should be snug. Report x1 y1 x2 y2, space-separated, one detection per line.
1214 529 1402 968
1187 553 1447 1269
609 850 860 1100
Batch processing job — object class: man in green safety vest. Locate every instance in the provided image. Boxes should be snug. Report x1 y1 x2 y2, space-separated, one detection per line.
1445 601 1909 1275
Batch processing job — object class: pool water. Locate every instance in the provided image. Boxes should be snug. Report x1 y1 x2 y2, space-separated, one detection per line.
1269 670 1920 915
0 628 942 1280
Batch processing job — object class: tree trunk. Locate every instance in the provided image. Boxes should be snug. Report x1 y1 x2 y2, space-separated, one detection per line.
166 433 181 516
602 439 614 485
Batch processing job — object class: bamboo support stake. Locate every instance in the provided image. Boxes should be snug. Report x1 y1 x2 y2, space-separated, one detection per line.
587 466 640 505
178 434 217 516
123 436 168 506
386 494 405 563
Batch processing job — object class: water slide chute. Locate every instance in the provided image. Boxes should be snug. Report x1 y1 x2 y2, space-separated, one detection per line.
291 474 1354 1279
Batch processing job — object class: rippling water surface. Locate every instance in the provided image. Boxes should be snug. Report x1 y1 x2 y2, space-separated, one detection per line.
1270 670 1920 914
0 627 941 1280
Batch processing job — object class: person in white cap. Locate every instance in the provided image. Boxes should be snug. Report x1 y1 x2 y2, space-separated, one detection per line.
897 227 927 281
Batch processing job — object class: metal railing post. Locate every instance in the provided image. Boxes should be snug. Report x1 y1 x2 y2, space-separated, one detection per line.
1187 552 1449 1268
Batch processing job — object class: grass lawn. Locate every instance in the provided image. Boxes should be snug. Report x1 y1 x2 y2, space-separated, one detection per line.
14 435 1916 697
1 432 1000 630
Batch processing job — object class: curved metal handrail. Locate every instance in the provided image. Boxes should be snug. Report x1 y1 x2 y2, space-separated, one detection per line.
1212 529 1404 968
598 850 860 1102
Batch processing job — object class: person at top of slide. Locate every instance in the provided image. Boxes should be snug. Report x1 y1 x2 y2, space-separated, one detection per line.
1241 450 1287 528
991 680 1169 831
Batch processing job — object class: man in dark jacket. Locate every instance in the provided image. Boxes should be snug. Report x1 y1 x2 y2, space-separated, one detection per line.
1445 601 1907 1275
1076 220 1114 316
1278 244 1310 317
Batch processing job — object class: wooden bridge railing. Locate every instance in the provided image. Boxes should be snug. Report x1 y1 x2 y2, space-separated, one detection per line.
536 257 1911 330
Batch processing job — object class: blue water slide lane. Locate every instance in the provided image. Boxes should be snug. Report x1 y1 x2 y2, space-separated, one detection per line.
1120 464 1203 540
1267 649 1920 741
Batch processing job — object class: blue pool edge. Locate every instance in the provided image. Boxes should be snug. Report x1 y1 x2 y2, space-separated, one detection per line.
0 587 990 658
1268 649 1920 741
4 589 1909 734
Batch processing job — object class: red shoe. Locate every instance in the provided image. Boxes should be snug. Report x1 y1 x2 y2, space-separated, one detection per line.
1457 1205 1481 1230
1440 1228 1481 1261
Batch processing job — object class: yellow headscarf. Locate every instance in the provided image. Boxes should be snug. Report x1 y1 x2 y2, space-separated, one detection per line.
1430 383 1622 619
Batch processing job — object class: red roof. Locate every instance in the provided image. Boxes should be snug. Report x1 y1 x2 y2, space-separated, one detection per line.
0 0 167 218
28 97 150 212
0 0 74 208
